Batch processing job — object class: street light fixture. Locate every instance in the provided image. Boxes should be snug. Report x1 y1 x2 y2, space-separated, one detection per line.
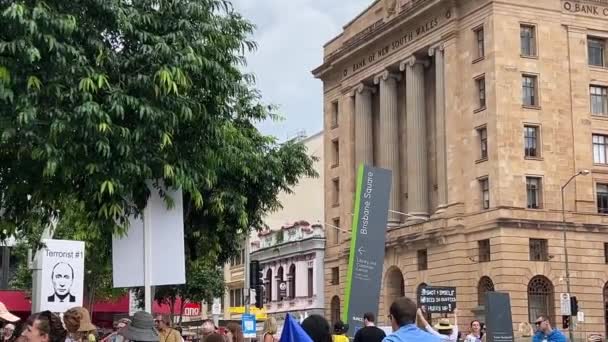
560 169 590 342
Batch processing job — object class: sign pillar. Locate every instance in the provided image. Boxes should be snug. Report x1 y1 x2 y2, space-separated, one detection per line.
343 164 392 336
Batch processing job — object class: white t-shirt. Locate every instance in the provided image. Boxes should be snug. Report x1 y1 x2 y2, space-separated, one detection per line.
464 333 482 342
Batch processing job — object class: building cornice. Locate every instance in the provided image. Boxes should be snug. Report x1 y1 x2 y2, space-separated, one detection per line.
312 0 446 79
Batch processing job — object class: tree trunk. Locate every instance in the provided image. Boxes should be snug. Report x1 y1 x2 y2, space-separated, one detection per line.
178 300 186 326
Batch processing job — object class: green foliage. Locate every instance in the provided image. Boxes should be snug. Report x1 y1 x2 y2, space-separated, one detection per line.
0 0 316 305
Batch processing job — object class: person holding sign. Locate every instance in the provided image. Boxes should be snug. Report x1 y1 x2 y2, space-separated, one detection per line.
416 308 459 342
383 297 440 342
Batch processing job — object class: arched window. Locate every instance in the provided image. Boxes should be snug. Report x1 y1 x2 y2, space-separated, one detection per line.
478 276 495 307
417 283 432 322
603 282 608 337
331 296 341 325
265 269 273 303
288 264 296 299
384 267 405 306
528 276 555 324
276 266 284 301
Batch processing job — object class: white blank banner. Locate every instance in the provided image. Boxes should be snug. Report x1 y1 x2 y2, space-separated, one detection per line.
112 182 186 288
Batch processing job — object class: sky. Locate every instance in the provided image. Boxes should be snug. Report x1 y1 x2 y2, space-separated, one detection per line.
232 0 371 140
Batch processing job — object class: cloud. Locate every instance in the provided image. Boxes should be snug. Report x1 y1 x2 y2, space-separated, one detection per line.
232 0 370 140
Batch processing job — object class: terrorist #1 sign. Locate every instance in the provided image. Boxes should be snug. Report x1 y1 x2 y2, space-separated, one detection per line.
40 239 85 313
343 164 392 336
418 286 457 313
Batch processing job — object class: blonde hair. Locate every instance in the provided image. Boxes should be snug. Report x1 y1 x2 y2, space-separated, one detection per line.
263 317 278 335
518 322 533 337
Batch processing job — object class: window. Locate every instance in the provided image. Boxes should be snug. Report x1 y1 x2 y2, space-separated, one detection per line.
526 177 542 209
276 267 284 301
331 267 339 285
330 296 340 325
529 239 548 261
331 101 339 128
288 264 296 299
588 37 606 67
478 276 495 306
605 243 608 264
332 178 340 206
524 125 539 158
476 77 486 109
307 267 314 297
593 134 608 164
417 249 428 271
477 127 488 160
474 27 485 59
598 184 608 214
331 139 340 167
230 249 245 266
265 269 273 303
479 178 489 209
229 288 243 307
332 218 340 245
528 276 554 324
522 75 538 107
591 85 608 116
520 25 537 57
478 239 491 262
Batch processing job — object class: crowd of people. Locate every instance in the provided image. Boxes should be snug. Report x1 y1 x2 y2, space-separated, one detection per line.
0 297 571 342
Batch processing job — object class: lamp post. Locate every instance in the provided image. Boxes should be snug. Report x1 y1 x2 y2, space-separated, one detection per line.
560 169 590 342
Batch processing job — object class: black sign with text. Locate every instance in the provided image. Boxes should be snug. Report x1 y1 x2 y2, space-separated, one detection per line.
418 286 457 313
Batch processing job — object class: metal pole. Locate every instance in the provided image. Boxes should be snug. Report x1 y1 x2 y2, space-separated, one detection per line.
144 206 152 313
561 172 581 342
244 234 250 315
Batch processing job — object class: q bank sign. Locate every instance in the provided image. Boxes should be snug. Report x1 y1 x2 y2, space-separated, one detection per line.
343 165 392 336
563 1 608 17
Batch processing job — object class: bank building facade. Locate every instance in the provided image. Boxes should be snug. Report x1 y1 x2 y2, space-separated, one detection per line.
314 0 608 338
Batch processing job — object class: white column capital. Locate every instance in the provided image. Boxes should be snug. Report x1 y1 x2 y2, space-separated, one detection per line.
428 42 445 57
355 83 376 95
399 56 430 71
373 70 402 85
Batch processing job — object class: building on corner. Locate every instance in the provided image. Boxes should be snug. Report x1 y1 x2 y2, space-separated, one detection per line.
313 0 608 338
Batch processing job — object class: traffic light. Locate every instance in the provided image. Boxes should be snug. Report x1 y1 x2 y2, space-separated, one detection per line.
250 260 264 309
254 285 264 309
562 315 570 329
570 296 578 316
249 260 263 288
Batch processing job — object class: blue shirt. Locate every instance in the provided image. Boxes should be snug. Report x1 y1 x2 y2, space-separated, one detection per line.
532 329 567 342
383 324 441 342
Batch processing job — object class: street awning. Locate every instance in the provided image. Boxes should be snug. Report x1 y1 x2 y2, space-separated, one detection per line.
0 290 32 312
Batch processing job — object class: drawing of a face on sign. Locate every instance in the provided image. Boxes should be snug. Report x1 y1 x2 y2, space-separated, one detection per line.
48 262 76 303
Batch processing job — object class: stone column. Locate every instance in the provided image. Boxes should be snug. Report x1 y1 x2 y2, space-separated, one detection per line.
400 56 429 219
374 70 401 225
354 84 375 167
429 44 447 213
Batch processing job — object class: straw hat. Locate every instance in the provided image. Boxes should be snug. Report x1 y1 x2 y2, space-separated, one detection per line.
119 312 159 342
433 318 454 331
64 307 96 332
0 302 20 322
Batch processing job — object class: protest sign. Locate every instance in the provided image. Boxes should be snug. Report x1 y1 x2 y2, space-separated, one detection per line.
40 239 85 313
418 286 457 313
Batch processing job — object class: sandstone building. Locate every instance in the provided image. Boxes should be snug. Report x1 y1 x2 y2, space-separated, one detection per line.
313 0 608 338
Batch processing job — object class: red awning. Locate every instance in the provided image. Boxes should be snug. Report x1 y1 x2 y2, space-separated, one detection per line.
0 291 186 315
0 290 32 312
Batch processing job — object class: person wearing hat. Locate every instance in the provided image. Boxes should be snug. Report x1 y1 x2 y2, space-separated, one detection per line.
102 318 131 342
119 312 159 342
332 321 349 342
63 307 97 342
416 308 459 341
0 303 20 324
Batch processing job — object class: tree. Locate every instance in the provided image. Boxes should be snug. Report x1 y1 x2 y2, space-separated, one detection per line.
0 0 315 254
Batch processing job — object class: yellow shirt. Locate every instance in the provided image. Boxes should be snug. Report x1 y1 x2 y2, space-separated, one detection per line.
333 334 349 342
159 329 180 342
